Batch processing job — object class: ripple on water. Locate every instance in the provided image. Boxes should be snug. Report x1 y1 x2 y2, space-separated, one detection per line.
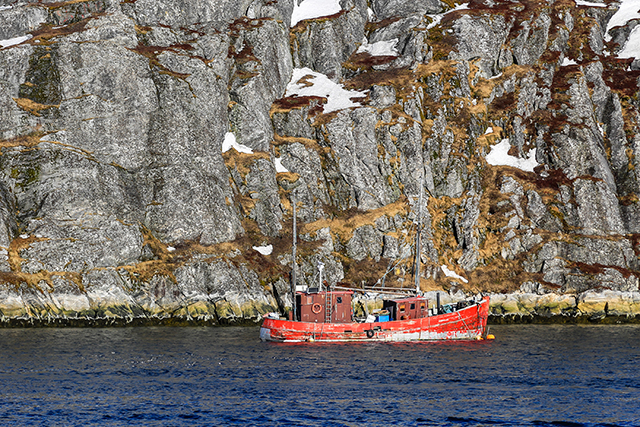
0 325 639 426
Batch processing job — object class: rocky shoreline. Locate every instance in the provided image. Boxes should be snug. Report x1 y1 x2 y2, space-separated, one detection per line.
489 290 640 324
2 290 640 327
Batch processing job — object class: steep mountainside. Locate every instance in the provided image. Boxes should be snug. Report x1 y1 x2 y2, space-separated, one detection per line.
1 0 639 325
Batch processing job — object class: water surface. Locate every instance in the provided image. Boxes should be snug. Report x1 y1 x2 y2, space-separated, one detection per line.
0 325 638 426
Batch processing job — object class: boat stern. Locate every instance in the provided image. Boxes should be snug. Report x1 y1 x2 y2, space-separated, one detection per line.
259 326 271 342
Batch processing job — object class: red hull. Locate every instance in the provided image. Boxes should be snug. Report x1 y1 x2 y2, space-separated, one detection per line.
260 296 490 342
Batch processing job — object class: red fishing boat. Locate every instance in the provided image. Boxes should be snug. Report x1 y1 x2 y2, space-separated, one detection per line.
262 186 493 343
260 290 491 342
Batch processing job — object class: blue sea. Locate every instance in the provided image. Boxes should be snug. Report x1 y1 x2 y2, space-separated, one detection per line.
0 324 638 426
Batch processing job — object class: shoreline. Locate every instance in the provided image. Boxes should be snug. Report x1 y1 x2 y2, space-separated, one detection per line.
2 316 639 327
2 312 640 328
2 290 639 327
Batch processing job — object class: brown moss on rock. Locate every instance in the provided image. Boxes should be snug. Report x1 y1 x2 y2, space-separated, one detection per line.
302 198 408 242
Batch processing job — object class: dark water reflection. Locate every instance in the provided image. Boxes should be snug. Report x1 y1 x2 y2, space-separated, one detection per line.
0 325 638 426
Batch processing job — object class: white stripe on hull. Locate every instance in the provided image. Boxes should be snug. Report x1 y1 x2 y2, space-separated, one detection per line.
259 327 484 342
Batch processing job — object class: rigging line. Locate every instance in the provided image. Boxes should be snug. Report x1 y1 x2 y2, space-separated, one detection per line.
457 311 474 339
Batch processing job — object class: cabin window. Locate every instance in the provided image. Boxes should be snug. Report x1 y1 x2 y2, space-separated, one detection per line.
399 304 405 312
420 303 425 310
410 303 415 310
337 297 342 304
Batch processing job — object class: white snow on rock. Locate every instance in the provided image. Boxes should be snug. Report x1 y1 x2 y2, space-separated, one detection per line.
484 127 494 134
167 246 176 252
486 139 539 172
221 132 253 154
426 3 469 30
285 67 367 114
253 244 273 255
618 25 640 59
0 5 13 10
291 0 342 27
605 0 640 40
562 57 578 66
0 34 32 49
356 38 398 56
274 157 289 173
441 265 469 283
575 0 605 6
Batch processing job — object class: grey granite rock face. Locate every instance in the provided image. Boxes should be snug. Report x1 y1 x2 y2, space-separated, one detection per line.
370 0 443 21
121 0 253 30
247 0 294 27
0 4 47 41
0 182 17 271
243 158 283 236
450 14 509 78
526 190 562 232
573 178 625 235
275 141 330 221
144 58 242 245
229 18 293 151
291 0 367 80
347 225 383 261
322 108 394 210
455 195 481 271
510 14 551 67
0 46 35 140
1 0 639 324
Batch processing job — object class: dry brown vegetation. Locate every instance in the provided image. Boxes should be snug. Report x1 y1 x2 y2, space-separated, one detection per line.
222 149 270 178
130 43 194 80
27 16 96 44
302 198 409 241
12 98 59 117
0 131 46 154
0 235 85 293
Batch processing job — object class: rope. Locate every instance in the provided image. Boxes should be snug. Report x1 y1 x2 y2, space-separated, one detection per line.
457 310 474 339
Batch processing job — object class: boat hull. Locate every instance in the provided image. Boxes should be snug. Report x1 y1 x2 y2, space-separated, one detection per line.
260 296 490 342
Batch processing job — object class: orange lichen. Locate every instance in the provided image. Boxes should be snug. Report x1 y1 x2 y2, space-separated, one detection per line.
13 98 59 117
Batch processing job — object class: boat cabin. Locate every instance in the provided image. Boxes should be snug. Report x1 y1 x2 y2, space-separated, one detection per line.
296 290 353 323
382 296 428 321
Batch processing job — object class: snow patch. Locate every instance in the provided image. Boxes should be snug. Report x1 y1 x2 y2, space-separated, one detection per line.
426 3 469 30
274 157 289 173
486 139 539 172
575 0 606 6
561 57 578 66
285 67 367 114
618 24 640 59
484 127 493 135
167 246 176 252
441 265 469 283
0 34 32 49
605 0 640 41
253 244 273 255
221 132 253 154
356 38 398 56
291 0 342 27
0 5 13 10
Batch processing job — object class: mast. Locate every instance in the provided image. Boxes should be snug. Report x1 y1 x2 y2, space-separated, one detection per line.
414 178 424 295
318 261 324 290
291 195 297 321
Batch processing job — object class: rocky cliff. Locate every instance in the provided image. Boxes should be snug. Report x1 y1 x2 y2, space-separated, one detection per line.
1 0 639 325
